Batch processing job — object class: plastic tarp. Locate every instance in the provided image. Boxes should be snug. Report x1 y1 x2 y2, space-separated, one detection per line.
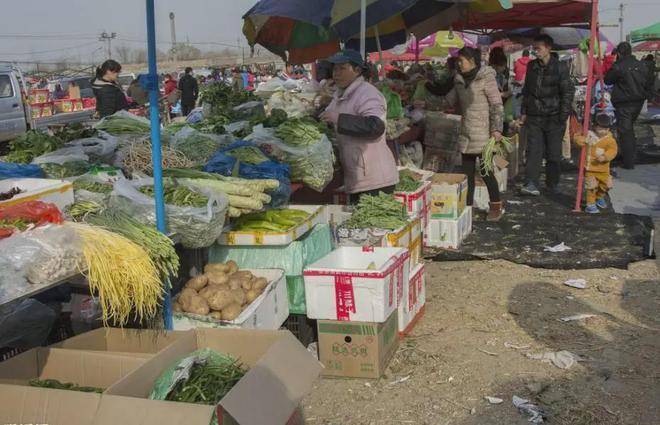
0 163 43 180
208 224 333 314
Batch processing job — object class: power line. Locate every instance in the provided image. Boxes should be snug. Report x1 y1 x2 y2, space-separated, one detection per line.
0 41 99 56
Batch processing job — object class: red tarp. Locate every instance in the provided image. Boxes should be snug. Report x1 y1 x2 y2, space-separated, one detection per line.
452 0 592 31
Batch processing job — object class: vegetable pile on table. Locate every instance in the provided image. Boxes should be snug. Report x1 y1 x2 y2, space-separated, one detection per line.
53 123 98 143
5 130 64 163
395 169 423 192
94 113 150 135
223 145 269 165
29 379 103 393
40 161 91 179
73 180 113 194
231 208 310 232
163 168 277 218
139 183 209 208
174 260 270 321
345 192 408 230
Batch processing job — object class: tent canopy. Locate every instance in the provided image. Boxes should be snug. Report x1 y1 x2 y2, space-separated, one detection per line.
630 22 660 43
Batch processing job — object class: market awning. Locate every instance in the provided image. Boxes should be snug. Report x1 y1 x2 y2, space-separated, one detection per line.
633 40 660 52
451 0 592 32
629 22 660 43
487 26 613 51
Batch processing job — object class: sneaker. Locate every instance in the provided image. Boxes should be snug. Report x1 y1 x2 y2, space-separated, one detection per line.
585 204 599 214
521 183 540 196
596 198 608 209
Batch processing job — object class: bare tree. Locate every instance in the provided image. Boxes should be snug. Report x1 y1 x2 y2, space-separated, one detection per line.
115 45 133 63
172 43 202 61
132 49 147 64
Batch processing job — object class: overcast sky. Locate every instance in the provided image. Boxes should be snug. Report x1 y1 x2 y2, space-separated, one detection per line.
1 0 658 64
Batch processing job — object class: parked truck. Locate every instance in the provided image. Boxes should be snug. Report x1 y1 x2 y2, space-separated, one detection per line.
0 64 94 143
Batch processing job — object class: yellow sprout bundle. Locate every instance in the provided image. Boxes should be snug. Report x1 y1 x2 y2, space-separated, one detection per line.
70 222 163 326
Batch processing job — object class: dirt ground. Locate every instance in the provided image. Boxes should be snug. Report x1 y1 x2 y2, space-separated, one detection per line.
303 258 659 425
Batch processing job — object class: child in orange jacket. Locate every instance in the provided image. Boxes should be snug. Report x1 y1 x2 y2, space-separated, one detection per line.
574 113 618 213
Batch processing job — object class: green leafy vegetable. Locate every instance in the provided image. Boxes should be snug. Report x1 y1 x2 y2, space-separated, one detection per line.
346 192 408 230
29 379 103 393
139 184 208 208
40 161 91 178
395 169 423 192
5 130 64 163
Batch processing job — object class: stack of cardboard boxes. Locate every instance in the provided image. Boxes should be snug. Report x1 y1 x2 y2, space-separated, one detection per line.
426 173 473 249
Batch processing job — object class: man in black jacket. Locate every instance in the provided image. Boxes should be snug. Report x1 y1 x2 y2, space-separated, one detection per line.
605 42 654 169
178 67 199 117
520 35 574 196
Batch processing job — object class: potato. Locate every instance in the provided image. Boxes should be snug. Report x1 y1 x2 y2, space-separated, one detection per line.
204 263 229 274
241 278 253 292
231 288 246 306
209 311 223 320
245 289 260 304
207 288 234 311
184 295 210 315
221 303 242 321
184 275 208 290
200 284 226 299
251 277 268 292
206 272 228 286
231 271 253 281
178 287 197 306
228 277 243 291
226 260 239 274
173 301 183 313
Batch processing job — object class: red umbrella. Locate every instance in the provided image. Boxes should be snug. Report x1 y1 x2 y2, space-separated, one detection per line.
634 40 660 52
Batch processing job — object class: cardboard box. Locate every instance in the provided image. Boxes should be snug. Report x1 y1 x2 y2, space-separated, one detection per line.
317 310 398 379
426 206 472 249
51 328 188 355
0 347 151 423
218 205 326 246
0 178 74 210
304 247 410 322
105 328 322 425
429 173 468 219
173 268 289 330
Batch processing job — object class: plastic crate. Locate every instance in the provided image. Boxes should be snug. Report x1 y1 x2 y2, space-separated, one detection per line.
282 314 317 347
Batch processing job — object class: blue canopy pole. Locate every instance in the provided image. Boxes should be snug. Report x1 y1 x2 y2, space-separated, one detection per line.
145 0 172 330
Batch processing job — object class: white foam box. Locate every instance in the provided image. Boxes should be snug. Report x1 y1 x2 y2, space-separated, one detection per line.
0 178 73 210
173 268 289 330
394 180 432 218
217 204 326 245
425 206 472 249
398 262 426 333
304 246 410 322
383 216 423 266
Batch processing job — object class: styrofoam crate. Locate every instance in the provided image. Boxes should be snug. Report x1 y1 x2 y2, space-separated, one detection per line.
425 206 472 249
0 178 73 211
217 205 326 245
173 268 288 330
399 262 425 333
394 180 432 218
303 247 410 322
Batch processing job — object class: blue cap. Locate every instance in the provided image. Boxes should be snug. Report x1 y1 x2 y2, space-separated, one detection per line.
327 49 364 67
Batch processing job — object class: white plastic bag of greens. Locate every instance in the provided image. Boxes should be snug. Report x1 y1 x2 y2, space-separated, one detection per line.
65 131 118 161
32 145 89 165
110 177 229 248
171 126 231 164
94 110 151 135
71 173 116 204
31 146 91 179
267 91 314 118
246 124 334 192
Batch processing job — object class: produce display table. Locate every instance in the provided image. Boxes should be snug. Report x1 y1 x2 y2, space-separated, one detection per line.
0 272 86 307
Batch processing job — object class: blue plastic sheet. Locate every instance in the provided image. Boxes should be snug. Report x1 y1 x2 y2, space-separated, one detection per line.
203 140 291 207
0 162 44 180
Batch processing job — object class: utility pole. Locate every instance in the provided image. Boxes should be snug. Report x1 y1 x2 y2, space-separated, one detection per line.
618 3 624 43
169 12 177 62
99 31 117 59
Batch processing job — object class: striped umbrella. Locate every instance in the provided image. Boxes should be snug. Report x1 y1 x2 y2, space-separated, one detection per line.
243 0 510 63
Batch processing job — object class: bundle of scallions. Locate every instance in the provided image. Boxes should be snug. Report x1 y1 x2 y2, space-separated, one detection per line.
480 136 512 175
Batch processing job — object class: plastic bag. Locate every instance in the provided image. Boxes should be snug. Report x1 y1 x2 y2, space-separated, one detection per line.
65 132 118 161
71 173 114 204
381 86 404 119
246 125 334 192
171 126 230 164
224 121 250 135
0 200 63 228
109 177 228 249
267 91 314 118
399 141 424 168
231 101 265 121
0 162 43 180
32 145 89 165
0 299 57 348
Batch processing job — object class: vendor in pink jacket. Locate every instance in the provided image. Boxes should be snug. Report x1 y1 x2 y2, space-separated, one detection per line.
320 50 399 203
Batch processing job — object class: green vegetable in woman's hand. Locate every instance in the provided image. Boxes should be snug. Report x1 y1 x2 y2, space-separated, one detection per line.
480 136 512 175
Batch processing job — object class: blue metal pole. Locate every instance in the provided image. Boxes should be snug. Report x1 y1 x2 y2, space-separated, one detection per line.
146 0 172 330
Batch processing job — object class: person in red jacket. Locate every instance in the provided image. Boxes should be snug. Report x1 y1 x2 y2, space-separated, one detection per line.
513 50 531 84
163 73 178 96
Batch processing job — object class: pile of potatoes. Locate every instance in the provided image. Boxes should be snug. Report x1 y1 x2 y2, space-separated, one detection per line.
173 260 269 321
